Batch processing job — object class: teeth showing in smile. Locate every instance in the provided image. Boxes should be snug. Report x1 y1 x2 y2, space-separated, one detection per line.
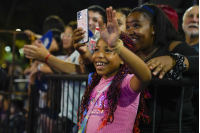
96 62 106 66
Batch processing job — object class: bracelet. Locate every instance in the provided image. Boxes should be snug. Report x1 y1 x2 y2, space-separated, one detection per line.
45 53 51 63
167 53 187 80
109 39 124 55
37 63 44 71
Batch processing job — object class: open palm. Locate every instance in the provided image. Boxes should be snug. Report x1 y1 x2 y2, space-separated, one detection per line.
98 7 120 48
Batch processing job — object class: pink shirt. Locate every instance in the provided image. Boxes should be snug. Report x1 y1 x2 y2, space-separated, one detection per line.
86 74 140 133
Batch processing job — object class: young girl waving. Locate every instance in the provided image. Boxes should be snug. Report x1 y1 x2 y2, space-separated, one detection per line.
77 7 151 133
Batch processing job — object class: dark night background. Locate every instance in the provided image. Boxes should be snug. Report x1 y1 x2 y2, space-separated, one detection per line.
0 0 198 65
0 0 198 33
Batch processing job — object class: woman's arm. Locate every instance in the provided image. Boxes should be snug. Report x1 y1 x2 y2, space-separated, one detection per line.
23 61 38 75
23 41 82 74
38 63 54 74
45 54 82 73
146 41 199 79
78 56 90 74
24 30 42 39
169 41 199 75
28 66 38 85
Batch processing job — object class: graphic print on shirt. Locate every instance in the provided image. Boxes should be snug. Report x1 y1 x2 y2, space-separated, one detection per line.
89 91 108 116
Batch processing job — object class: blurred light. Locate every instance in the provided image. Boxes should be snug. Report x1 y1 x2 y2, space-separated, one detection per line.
5 46 11 52
19 48 23 54
16 29 21 31
2 63 7 68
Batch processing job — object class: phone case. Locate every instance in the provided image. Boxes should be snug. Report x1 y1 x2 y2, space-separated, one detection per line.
77 9 89 43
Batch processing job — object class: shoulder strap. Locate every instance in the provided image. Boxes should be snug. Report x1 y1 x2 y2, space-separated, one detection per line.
78 81 112 133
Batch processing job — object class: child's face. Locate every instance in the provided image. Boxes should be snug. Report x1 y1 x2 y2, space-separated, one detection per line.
92 39 122 79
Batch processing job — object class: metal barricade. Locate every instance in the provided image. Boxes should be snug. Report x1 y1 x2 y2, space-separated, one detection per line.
0 30 30 133
26 73 198 133
27 74 88 133
150 76 199 133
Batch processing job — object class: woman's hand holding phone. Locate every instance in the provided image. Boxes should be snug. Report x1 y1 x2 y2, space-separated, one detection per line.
73 28 88 55
73 28 93 65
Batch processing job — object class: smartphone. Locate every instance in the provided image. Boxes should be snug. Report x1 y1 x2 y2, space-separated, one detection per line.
77 8 89 43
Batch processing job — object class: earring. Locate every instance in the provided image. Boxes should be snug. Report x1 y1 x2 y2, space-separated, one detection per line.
152 31 155 34
121 62 124 65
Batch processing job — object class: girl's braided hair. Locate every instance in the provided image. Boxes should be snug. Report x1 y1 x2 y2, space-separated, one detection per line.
78 33 150 132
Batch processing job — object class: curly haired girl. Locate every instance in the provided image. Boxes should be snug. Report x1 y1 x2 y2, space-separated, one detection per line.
76 7 152 133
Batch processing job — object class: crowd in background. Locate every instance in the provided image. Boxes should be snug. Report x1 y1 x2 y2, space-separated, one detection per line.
0 3 199 133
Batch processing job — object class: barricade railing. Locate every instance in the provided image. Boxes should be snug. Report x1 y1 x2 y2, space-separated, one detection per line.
0 30 31 133
27 73 198 133
149 75 198 133
0 91 28 133
27 74 88 133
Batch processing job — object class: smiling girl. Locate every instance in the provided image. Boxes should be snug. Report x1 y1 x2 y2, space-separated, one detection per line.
77 7 151 133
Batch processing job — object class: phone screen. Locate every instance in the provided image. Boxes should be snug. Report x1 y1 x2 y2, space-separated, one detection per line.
77 9 89 43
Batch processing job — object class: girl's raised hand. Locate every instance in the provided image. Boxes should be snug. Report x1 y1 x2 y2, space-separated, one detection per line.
23 40 49 61
98 6 121 48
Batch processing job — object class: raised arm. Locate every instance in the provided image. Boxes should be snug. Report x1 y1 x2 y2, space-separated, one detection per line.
24 29 42 39
73 28 93 65
23 40 81 73
99 7 151 92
